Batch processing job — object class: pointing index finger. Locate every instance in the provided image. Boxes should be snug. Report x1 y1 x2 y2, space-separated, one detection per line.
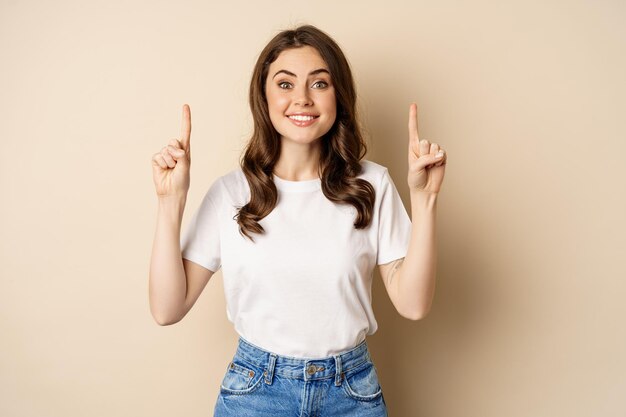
408 102 419 143
180 104 191 151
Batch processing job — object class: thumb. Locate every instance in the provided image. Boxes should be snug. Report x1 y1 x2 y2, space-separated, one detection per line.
417 152 444 169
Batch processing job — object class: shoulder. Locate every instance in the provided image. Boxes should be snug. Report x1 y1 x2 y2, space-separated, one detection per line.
209 166 250 206
219 166 246 188
359 159 388 175
358 159 392 188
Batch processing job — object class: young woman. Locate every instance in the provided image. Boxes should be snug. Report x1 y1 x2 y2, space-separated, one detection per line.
149 24 446 417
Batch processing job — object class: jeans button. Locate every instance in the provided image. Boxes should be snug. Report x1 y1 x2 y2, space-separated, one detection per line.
306 365 316 375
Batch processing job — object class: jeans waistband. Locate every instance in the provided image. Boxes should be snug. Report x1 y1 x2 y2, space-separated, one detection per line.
233 336 372 386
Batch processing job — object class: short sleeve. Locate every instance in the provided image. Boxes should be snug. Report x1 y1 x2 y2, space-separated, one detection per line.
376 169 412 265
180 180 222 272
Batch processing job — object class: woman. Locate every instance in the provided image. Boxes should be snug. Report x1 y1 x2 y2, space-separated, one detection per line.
149 24 446 417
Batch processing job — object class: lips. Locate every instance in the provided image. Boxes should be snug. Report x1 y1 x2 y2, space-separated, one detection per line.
287 113 319 118
286 114 319 127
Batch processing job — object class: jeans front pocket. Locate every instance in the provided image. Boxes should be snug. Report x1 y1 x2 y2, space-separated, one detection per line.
219 358 265 395
342 361 383 401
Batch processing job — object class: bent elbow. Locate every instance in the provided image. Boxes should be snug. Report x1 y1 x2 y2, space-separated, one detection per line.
151 310 182 326
403 307 430 321
155 317 175 326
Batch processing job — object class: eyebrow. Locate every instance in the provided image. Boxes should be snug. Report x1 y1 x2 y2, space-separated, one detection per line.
272 68 330 79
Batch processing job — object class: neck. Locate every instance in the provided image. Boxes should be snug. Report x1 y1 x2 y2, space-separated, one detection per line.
273 138 321 181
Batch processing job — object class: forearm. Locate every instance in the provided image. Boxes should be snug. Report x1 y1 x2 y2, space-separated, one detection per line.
396 191 438 319
149 195 188 325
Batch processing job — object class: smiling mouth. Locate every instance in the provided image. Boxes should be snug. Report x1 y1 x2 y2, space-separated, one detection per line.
286 115 320 121
286 115 319 127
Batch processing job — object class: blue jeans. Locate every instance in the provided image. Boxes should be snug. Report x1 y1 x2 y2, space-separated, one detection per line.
213 336 388 417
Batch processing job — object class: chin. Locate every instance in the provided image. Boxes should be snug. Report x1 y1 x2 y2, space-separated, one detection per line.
282 134 323 144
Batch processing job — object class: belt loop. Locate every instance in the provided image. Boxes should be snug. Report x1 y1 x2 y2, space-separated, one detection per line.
334 354 343 386
264 353 277 385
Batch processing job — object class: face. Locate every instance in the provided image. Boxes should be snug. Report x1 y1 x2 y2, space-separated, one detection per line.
265 46 337 145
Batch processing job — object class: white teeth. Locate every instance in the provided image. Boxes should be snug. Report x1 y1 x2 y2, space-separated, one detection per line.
288 115 317 121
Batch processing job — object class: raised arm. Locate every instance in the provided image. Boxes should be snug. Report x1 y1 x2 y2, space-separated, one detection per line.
379 103 447 320
148 104 215 325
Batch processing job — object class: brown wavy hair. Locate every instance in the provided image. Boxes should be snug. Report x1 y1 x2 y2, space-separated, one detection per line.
235 24 375 242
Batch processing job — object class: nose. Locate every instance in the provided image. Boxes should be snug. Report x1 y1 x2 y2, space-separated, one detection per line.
294 84 313 106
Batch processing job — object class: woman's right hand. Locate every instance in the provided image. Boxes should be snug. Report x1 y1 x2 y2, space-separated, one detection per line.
152 104 192 199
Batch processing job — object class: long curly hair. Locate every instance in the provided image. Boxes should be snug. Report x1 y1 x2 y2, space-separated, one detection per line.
236 24 375 242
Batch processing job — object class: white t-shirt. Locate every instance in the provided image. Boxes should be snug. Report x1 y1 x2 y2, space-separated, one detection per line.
180 159 412 358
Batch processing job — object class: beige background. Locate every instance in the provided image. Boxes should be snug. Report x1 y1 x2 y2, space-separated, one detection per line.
1 0 625 416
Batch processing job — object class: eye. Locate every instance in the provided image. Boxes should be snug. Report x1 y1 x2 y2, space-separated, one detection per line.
312 81 329 89
278 81 292 89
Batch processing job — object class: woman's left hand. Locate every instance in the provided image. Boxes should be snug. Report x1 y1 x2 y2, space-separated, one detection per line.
407 103 447 194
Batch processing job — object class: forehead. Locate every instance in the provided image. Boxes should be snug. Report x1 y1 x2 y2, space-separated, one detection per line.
269 46 328 72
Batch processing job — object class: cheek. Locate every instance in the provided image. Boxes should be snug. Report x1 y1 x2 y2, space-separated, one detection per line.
266 95 288 129
267 92 288 113
324 99 337 121
322 91 337 114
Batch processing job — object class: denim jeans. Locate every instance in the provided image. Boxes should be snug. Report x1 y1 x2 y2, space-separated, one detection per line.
213 336 388 417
